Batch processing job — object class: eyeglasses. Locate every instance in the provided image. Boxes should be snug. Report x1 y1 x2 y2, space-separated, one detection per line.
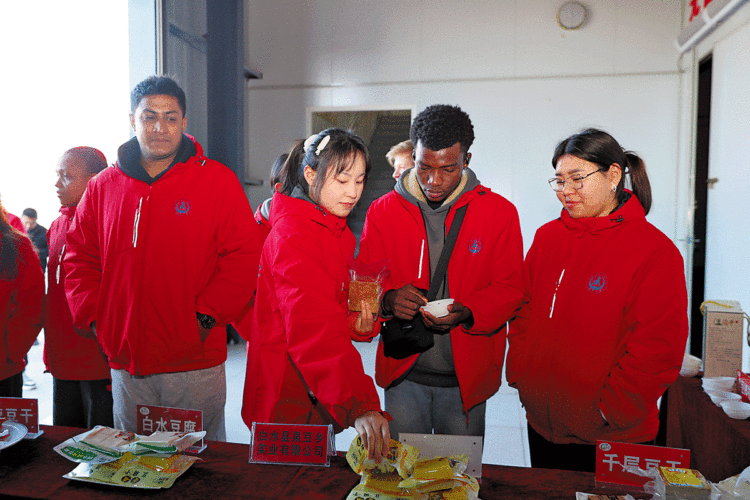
548 168 604 192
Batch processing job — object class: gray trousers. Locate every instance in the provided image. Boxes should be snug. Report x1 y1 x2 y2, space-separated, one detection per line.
385 379 486 439
111 363 226 441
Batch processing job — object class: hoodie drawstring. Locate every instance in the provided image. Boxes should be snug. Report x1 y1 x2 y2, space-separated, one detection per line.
56 244 66 284
549 269 565 318
417 239 425 280
133 197 143 248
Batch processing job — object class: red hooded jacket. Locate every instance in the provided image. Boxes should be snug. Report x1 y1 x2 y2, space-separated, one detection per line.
242 192 382 430
1 232 43 381
357 183 524 413
64 136 260 376
506 193 688 444
43 207 110 380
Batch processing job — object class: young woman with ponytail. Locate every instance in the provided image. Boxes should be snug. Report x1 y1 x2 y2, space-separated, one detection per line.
241 128 391 461
506 128 688 472
0 200 44 397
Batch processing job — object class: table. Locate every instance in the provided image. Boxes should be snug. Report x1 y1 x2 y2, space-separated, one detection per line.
666 375 750 482
0 425 652 499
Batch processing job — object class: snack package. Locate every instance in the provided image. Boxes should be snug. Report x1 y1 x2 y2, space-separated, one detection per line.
399 473 479 499
121 431 206 455
63 451 200 489
346 483 415 500
411 455 469 481
575 494 636 500
55 426 135 464
347 259 388 313
346 436 419 479
81 426 137 451
654 467 719 500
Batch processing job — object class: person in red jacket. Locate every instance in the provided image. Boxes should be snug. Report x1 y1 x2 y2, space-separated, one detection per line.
506 129 689 472
64 76 260 441
358 105 524 439
0 199 44 397
6 212 26 234
242 128 390 461
45 146 112 427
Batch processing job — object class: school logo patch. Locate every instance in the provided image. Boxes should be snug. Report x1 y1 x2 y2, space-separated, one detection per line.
175 200 191 215
469 238 482 255
587 274 608 294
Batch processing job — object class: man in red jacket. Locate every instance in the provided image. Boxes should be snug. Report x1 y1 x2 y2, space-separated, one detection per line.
45 147 112 427
64 76 260 440
358 105 524 440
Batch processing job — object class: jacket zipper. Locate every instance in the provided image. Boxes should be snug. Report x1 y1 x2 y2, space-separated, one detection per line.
132 197 143 247
549 269 565 318
56 244 66 284
417 239 425 280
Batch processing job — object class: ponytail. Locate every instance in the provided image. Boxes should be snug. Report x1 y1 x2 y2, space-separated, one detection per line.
277 128 372 201
277 141 306 196
623 152 652 215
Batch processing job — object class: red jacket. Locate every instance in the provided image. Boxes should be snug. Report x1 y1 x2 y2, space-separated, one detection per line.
43 207 110 380
64 136 260 376
1 233 44 381
506 194 688 444
242 192 382 430
358 184 524 413
7 213 26 234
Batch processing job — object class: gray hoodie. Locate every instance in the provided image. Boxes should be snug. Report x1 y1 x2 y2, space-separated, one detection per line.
393 167 480 387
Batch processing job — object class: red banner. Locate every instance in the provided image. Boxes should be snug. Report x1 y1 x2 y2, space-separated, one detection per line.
250 422 332 466
596 441 690 488
0 398 39 434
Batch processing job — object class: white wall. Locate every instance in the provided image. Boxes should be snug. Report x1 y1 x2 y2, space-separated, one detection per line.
243 0 685 252
690 2 750 371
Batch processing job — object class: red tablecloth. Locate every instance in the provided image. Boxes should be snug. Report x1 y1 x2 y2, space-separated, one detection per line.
0 425 653 499
666 375 750 482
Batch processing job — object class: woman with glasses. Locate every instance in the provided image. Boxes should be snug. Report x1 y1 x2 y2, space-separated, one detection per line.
506 128 688 472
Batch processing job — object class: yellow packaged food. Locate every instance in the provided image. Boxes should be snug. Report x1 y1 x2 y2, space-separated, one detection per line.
346 484 415 500
411 455 468 481
399 473 479 498
362 472 408 496
346 436 419 479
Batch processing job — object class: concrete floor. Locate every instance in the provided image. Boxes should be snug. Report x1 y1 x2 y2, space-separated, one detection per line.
24 332 530 466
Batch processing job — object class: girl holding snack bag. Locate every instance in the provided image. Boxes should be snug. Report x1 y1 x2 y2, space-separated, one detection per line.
241 128 391 460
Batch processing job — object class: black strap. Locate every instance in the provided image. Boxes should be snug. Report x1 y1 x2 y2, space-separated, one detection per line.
426 204 468 301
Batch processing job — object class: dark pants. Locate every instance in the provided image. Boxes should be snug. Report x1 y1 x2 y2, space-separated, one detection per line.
0 372 23 398
527 423 599 472
527 423 655 472
53 378 114 428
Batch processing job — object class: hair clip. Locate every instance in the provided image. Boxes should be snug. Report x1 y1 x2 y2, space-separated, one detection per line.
303 133 330 156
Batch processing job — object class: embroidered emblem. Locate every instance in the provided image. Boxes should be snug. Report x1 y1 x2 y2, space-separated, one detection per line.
175 200 191 215
587 274 608 294
469 237 482 255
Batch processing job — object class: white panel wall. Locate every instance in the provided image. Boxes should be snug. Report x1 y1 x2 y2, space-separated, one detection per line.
244 0 684 250
700 13 750 371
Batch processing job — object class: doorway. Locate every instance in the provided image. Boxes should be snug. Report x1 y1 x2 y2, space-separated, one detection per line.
309 108 414 245
689 55 712 357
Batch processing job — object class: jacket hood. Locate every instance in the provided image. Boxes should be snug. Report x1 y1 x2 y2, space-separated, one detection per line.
117 134 199 184
395 167 480 213
560 190 643 238
269 190 348 236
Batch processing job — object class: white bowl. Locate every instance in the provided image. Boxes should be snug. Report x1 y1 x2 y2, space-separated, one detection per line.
702 376 736 392
680 354 702 377
720 400 750 420
706 389 741 406
422 298 455 318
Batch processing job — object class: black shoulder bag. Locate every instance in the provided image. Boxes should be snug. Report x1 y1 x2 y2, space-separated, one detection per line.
380 205 468 359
